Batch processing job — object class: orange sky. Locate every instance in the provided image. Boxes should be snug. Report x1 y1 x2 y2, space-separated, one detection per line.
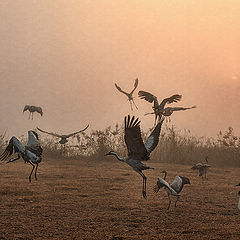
0 0 239 138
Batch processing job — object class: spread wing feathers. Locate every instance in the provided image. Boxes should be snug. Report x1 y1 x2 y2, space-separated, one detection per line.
115 83 128 96
144 118 164 153
138 91 158 104
191 163 204 170
159 94 182 109
65 124 89 138
0 137 25 161
155 177 180 196
170 176 183 193
153 178 165 193
165 106 196 112
124 115 148 161
130 78 139 95
37 127 62 138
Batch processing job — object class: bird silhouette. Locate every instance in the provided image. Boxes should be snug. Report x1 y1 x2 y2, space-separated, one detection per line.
105 115 164 198
138 91 182 124
37 125 89 144
23 105 43 120
192 156 211 181
115 78 138 110
0 130 43 182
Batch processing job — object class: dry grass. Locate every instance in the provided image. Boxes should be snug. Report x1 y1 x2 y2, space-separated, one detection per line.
0 157 239 240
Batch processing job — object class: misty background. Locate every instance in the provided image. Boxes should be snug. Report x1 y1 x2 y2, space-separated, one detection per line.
0 0 239 139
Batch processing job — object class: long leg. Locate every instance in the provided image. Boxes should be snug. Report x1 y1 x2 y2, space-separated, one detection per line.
132 99 138 110
129 100 133 111
174 196 180 208
167 193 171 210
28 112 31 120
31 112 33 120
137 170 147 198
34 163 38 180
7 154 20 163
29 162 35 183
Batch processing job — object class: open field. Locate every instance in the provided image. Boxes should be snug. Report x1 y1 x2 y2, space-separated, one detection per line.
0 157 239 240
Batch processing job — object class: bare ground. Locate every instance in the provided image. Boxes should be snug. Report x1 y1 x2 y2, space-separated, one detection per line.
0 157 239 240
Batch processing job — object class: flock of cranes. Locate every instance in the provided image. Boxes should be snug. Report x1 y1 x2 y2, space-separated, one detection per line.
0 78 239 211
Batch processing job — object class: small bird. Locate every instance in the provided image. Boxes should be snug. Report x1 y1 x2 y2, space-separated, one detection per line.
37 125 89 144
23 105 43 120
115 78 139 110
138 91 182 124
105 115 164 198
238 191 240 212
153 170 190 210
192 156 211 181
0 130 43 182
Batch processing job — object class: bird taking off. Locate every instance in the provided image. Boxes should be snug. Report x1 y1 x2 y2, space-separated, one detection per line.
37 125 89 144
23 105 43 120
115 78 139 110
105 115 164 198
192 156 211 181
0 130 43 182
153 170 190 210
138 91 182 124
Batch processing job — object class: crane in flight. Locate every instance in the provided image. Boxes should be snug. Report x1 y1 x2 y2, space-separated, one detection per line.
105 115 164 198
37 125 89 144
23 105 43 120
0 130 43 182
138 91 182 124
115 78 139 110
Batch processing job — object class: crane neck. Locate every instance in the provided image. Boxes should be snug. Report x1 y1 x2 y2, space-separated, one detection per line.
111 152 125 162
162 171 167 180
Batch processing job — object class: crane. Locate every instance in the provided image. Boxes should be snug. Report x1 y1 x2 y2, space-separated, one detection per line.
37 125 89 144
115 78 138 110
105 115 164 198
23 105 43 120
153 170 190 209
138 91 182 124
0 130 43 182
191 156 211 181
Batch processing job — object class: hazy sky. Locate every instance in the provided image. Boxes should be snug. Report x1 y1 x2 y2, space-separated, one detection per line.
0 0 239 139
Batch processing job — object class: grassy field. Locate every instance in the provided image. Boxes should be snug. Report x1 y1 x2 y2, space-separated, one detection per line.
0 157 239 240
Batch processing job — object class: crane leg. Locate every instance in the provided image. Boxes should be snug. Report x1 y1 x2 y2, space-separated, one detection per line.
137 170 147 198
129 101 133 111
28 112 31 120
174 196 180 208
7 154 20 163
32 113 33 120
132 99 138 109
34 163 38 180
167 193 171 210
29 162 35 183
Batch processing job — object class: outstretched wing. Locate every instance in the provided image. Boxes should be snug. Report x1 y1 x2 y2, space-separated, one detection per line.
155 177 180 196
27 131 40 148
130 78 138 95
144 118 164 153
191 163 203 170
0 137 25 161
124 115 148 161
23 105 30 112
138 91 158 104
165 105 196 112
159 94 182 109
115 83 129 96
65 124 89 138
170 176 183 193
37 127 62 138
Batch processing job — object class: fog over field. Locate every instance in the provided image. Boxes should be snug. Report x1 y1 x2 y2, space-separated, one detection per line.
0 0 239 138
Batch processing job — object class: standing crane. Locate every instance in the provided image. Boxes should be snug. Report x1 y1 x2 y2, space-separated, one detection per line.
153 170 190 210
37 125 89 144
23 105 43 120
191 156 211 181
138 91 182 124
115 78 139 110
105 115 164 198
0 130 43 182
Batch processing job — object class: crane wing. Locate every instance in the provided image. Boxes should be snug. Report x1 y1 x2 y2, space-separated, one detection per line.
35 107 43 116
144 118 164 153
159 94 182 109
156 177 180 196
165 106 196 112
37 127 62 138
0 137 25 161
130 78 138 95
65 124 89 138
124 115 148 161
138 91 158 104
170 176 183 193
115 83 129 96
